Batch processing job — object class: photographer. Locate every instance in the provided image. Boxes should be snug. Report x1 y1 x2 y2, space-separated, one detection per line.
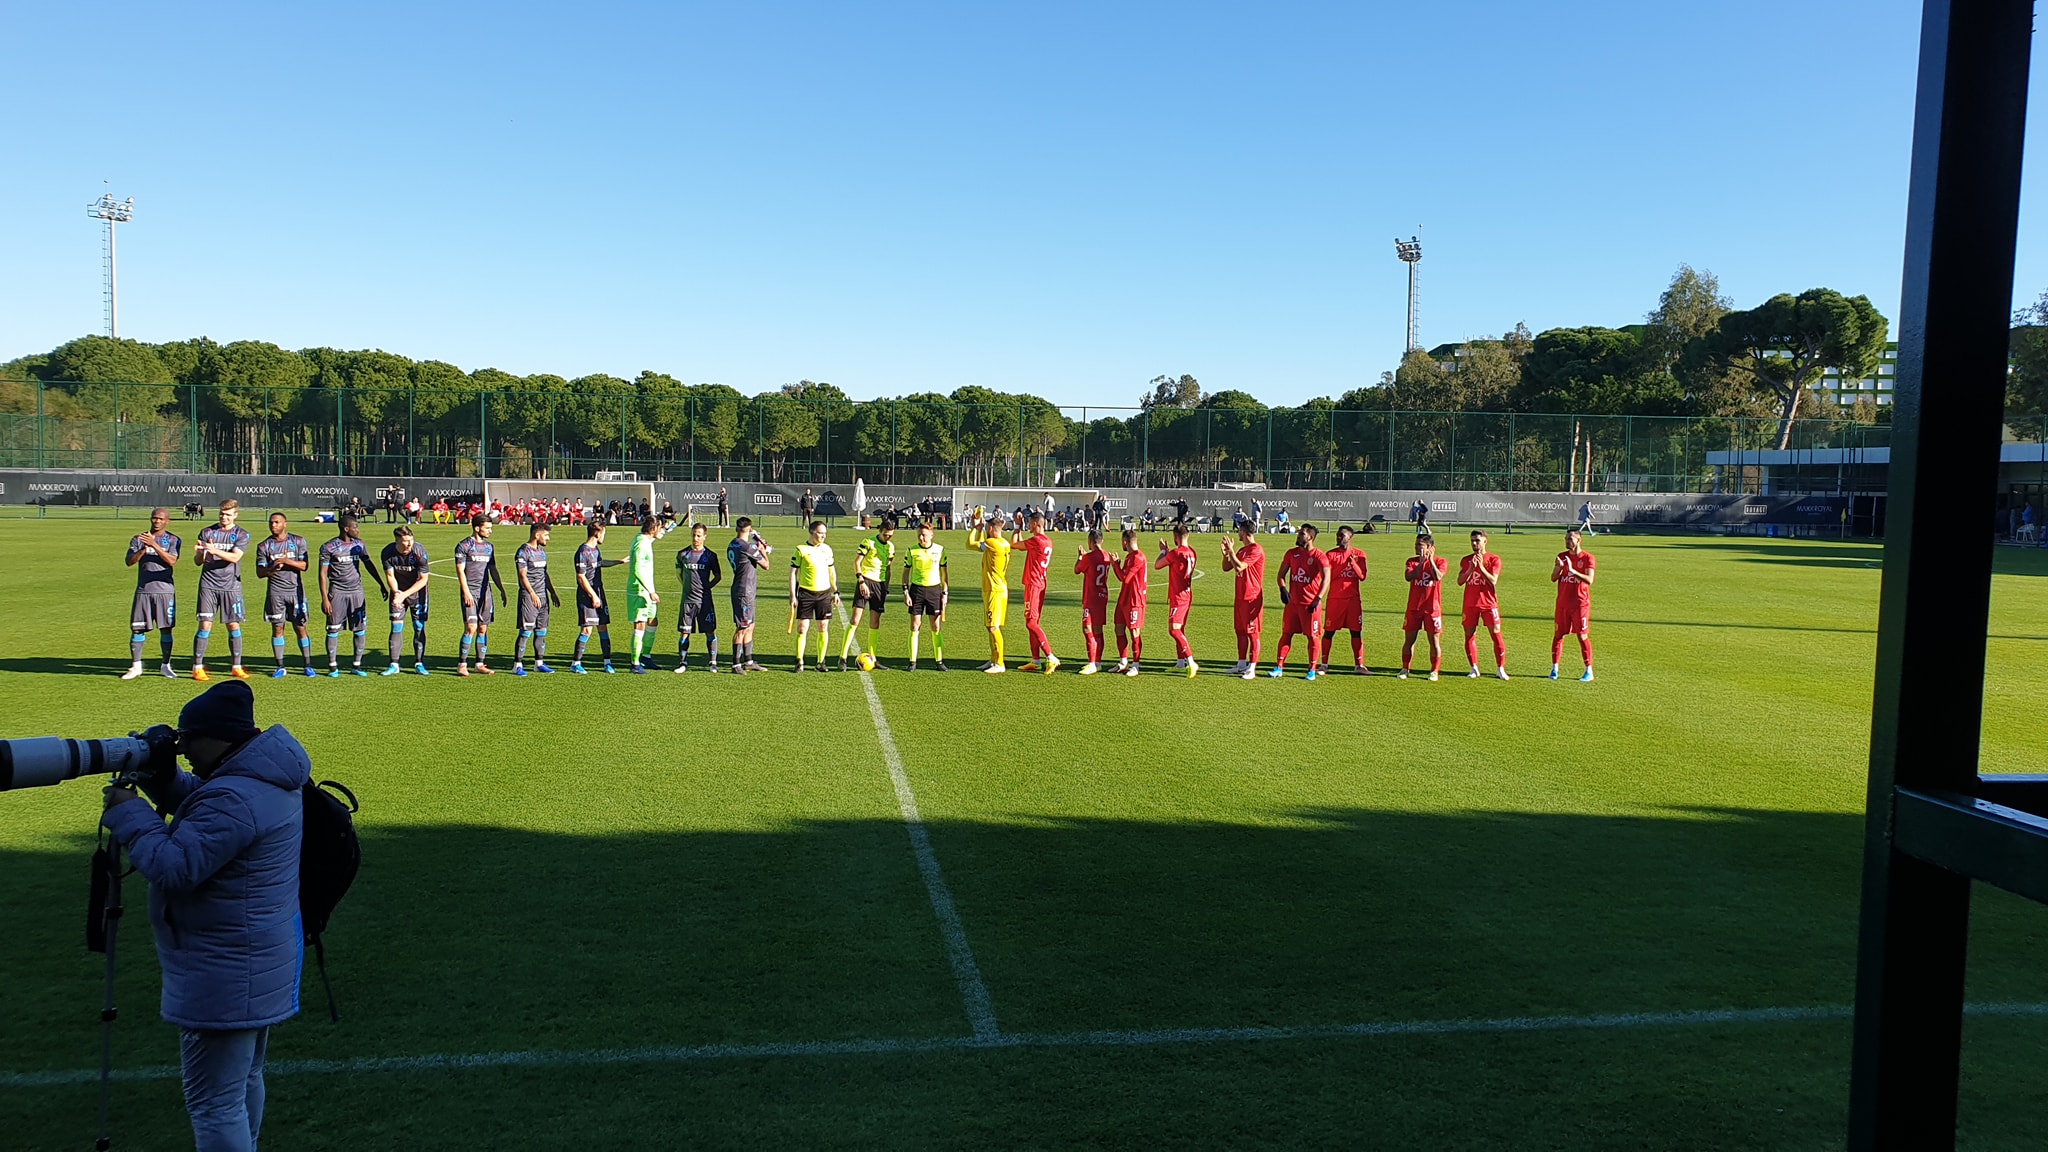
100 680 311 1152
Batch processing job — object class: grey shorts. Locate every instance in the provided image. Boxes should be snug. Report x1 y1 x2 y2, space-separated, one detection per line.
325 587 367 632
678 599 716 634
265 583 308 626
517 596 551 631
196 583 245 625
577 595 609 628
463 587 494 626
131 589 176 631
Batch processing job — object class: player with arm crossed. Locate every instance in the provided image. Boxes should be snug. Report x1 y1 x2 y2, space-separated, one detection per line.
1074 529 1114 675
624 516 667 673
725 518 771 673
1320 525 1370 674
841 521 895 671
453 516 507 676
1550 527 1597 682
967 512 1012 673
380 525 432 676
789 522 838 673
254 514 314 678
1458 529 1508 680
571 523 623 674
1270 525 1329 680
512 524 561 675
1154 522 1198 677
1112 528 1149 676
1010 512 1059 674
1221 520 1266 680
318 514 388 677
674 522 724 672
123 507 182 680
902 521 949 672
1399 533 1449 680
190 499 253 681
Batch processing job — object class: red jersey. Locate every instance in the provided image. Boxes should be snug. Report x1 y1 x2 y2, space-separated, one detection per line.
1324 546 1368 605
1279 547 1328 607
1115 550 1149 607
1460 552 1503 611
1015 533 1054 591
1405 555 1448 615
1232 541 1267 604
1555 550 1595 607
1074 547 1115 608
1155 544 1197 602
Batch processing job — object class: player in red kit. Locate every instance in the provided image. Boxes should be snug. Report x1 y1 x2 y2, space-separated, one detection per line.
1269 525 1328 680
1399 533 1449 680
1154 522 1199 677
1319 524 1370 674
1221 520 1266 680
1011 511 1059 675
1458 529 1508 680
1112 528 1149 677
1550 527 1597 681
1073 528 1115 675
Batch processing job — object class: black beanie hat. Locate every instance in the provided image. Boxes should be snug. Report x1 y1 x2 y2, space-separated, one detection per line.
179 680 260 744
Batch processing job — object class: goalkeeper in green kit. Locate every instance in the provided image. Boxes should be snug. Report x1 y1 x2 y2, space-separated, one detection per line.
625 516 667 673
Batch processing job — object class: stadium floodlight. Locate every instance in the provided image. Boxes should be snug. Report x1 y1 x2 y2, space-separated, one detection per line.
1394 235 1423 353
88 191 135 338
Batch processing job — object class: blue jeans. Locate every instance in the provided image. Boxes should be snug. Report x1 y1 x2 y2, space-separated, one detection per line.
180 1026 269 1152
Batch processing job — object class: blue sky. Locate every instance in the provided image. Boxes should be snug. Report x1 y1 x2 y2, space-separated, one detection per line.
3 1 2040 407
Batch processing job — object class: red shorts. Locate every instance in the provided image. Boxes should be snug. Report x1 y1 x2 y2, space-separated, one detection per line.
1168 595 1191 629
1081 600 1107 629
1281 604 1323 639
1233 598 1264 635
1463 605 1501 631
1555 602 1590 636
1023 584 1046 625
1324 598 1362 634
1403 607 1443 635
1118 599 1147 632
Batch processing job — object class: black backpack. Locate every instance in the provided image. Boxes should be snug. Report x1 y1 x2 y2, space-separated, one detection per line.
301 780 361 1022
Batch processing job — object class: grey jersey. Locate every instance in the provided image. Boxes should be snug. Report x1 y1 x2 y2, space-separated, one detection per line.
727 535 765 602
319 537 370 594
454 536 495 594
195 524 250 591
130 531 181 591
676 545 722 607
256 534 308 595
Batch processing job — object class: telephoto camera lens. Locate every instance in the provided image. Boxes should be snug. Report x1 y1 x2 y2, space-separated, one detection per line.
0 737 157 792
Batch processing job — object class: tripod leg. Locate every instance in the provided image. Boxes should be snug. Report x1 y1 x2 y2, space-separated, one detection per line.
96 839 123 1152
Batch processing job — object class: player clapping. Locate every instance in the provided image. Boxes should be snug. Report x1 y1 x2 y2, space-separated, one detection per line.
1550 528 1597 682
122 508 181 680
1269 525 1328 680
1221 520 1265 680
966 512 1011 674
255 513 314 678
191 499 252 681
1398 533 1448 680
1011 512 1058 674
1319 525 1369 674
1154 523 1198 677
1112 528 1148 677
1073 529 1114 675
1458 530 1508 680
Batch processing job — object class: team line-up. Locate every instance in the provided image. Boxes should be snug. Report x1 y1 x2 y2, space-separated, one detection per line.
120 500 1601 683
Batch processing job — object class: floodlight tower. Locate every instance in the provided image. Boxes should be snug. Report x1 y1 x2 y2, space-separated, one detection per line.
88 191 135 338
1392 235 1425 352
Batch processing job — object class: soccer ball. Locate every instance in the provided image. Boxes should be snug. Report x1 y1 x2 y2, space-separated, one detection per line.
855 652 876 672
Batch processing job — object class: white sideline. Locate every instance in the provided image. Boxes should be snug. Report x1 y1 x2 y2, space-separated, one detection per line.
8 1002 2045 1089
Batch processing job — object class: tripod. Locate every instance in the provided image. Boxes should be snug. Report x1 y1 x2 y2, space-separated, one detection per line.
88 829 127 1151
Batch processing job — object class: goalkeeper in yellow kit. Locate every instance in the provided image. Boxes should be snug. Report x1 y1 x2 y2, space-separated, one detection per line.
967 510 1012 674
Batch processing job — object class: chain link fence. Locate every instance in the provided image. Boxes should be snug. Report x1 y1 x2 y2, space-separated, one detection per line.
0 378 1949 491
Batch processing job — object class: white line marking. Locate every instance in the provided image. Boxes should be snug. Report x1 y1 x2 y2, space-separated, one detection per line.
858 670 1000 1040
833 596 999 1040
9 1002 2043 1088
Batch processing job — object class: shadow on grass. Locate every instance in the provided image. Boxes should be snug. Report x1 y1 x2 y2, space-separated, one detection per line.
5 806 2048 1149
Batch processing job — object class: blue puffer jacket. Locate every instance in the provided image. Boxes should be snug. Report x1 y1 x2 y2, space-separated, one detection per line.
102 725 310 1031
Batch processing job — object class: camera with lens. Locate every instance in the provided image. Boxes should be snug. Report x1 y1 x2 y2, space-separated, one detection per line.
0 725 180 792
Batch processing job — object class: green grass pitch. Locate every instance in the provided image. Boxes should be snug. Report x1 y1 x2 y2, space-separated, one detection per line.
4 511 2048 1149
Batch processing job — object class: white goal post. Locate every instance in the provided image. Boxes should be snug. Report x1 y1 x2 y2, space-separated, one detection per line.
482 478 658 518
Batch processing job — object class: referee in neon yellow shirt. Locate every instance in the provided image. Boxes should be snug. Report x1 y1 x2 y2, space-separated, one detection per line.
967 510 1012 673
840 520 895 671
789 521 838 673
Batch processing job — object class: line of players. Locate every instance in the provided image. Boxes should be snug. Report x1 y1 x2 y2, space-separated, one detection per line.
122 500 1598 681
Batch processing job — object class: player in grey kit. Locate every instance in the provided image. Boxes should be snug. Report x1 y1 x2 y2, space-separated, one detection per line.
255 512 315 678
673 521 724 672
122 507 182 680
570 522 623 674
726 516 771 673
512 524 562 675
380 525 432 676
454 515 507 676
318 514 388 677
190 499 253 681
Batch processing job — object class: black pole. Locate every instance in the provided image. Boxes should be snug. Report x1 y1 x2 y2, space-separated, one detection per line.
1847 1 2032 1148
95 836 126 1151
